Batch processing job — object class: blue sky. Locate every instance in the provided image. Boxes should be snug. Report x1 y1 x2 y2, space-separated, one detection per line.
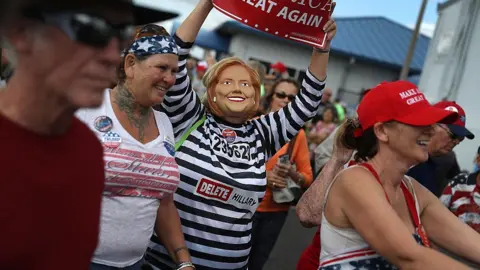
334 0 443 36
138 0 445 37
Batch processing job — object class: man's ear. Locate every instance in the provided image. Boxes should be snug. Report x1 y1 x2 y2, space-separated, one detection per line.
4 19 36 54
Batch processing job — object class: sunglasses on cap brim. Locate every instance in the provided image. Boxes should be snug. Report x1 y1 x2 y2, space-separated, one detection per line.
24 9 136 48
437 124 464 141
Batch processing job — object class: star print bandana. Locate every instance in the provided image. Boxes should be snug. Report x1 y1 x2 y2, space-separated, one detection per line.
127 35 178 57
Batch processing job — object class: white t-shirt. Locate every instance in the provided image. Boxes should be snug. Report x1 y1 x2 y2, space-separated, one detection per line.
76 90 180 267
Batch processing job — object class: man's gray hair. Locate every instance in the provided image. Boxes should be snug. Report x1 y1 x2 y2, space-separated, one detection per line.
1 38 18 67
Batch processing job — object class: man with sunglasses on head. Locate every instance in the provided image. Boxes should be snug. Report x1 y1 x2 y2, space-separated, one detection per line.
407 101 475 196
0 0 23 86
0 1 177 269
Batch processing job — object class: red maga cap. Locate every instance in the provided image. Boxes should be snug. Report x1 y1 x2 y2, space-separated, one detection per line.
197 61 208 72
434 101 474 139
270 62 287 73
356 81 458 132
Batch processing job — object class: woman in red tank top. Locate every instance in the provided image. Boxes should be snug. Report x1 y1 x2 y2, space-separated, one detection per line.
297 161 356 270
298 81 480 269
297 229 321 270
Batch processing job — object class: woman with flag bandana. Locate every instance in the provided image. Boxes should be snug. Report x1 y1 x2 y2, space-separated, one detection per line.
146 0 337 269
76 25 194 270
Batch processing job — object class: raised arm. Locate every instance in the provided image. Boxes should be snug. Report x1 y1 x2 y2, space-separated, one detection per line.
337 168 471 269
414 180 480 266
175 0 213 43
307 14 336 82
296 126 353 227
296 159 346 227
158 0 213 140
252 17 337 157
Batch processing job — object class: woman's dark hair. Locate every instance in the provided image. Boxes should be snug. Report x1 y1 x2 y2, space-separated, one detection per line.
260 77 301 113
116 24 170 85
359 88 371 102
336 118 378 162
322 105 337 122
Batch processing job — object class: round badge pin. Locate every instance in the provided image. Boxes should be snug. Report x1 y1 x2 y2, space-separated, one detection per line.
222 129 237 144
102 131 122 148
164 136 176 156
94 116 113 133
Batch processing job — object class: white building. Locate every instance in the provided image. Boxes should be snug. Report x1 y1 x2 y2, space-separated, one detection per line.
171 16 431 107
215 17 431 107
419 0 480 170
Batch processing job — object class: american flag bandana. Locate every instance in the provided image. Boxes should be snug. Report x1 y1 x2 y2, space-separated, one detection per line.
124 35 178 57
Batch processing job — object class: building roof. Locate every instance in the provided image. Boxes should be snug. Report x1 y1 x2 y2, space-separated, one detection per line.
170 21 230 53
438 0 462 11
215 16 431 74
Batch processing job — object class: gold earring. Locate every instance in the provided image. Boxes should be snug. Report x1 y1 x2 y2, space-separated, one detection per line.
213 97 216 103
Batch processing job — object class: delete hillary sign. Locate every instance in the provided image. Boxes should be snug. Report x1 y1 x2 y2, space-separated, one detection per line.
213 0 333 48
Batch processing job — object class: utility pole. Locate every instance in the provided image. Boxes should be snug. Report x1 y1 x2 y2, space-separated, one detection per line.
399 0 429 81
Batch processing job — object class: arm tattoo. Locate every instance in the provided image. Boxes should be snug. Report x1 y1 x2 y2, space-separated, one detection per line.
112 85 152 142
174 246 188 254
296 159 344 227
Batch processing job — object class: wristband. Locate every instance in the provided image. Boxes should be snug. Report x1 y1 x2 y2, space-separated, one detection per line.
292 172 304 186
297 174 305 186
177 262 195 270
313 47 330 53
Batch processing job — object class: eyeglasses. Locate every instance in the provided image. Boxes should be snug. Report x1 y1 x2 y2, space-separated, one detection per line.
274 92 295 101
437 124 463 141
26 10 136 49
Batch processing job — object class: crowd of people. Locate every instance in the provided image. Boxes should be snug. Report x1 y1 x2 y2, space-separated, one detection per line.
1 0 480 270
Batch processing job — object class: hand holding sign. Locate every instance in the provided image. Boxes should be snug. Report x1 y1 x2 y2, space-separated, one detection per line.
213 0 335 48
323 2 336 46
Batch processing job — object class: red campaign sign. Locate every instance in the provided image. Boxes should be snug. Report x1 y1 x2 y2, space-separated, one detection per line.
213 0 332 48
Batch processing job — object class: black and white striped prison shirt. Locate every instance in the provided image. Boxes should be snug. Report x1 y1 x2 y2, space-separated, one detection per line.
146 35 325 270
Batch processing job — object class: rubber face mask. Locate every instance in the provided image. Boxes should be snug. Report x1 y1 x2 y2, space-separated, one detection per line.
214 65 256 119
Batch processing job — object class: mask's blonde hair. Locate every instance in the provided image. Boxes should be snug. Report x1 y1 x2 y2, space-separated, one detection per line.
202 57 261 120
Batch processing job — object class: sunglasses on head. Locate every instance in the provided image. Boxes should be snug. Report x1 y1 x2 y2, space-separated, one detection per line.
274 92 295 101
25 10 136 48
136 24 167 38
